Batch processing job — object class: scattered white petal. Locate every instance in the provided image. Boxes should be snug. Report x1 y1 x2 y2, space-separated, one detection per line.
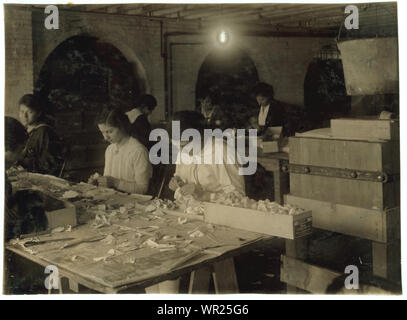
62 190 79 199
178 217 187 225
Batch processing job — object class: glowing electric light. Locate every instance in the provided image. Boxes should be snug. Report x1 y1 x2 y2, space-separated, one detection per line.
218 30 229 44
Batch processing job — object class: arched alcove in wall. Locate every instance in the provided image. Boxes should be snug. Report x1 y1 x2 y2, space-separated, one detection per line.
303 45 351 128
34 35 146 181
195 48 259 127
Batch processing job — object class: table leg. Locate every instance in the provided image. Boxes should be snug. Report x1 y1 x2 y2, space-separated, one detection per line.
212 258 239 293
284 237 309 294
273 169 289 205
58 277 84 294
145 278 181 294
188 266 211 294
145 284 160 293
59 277 68 294
372 241 401 284
68 279 80 293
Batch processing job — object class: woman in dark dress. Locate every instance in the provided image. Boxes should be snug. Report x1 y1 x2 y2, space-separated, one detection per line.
126 94 157 149
18 94 63 176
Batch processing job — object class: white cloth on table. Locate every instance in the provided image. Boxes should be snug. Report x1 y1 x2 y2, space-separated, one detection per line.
258 104 270 126
174 137 245 196
104 137 152 194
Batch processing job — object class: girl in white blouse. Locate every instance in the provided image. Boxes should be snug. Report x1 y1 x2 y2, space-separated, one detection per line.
168 111 245 200
91 108 152 194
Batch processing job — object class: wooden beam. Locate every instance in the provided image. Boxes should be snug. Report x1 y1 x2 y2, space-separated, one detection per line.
259 6 347 24
198 7 265 21
201 4 347 24
148 5 189 17
257 3 347 17
276 10 396 27
76 4 116 11
139 3 180 14
259 2 395 25
166 5 229 19
82 5 117 12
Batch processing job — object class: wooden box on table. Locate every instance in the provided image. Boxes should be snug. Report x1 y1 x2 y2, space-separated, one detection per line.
42 192 77 229
203 202 312 240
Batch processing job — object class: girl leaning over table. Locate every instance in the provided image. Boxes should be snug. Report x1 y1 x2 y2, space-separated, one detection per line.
5 116 47 240
149 111 246 294
168 110 245 200
89 107 153 194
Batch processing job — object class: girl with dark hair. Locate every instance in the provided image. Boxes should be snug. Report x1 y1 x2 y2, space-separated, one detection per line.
18 94 63 176
126 94 157 149
5 117 47 240
91 108 152 194
253 82 285 136
5 117 48 294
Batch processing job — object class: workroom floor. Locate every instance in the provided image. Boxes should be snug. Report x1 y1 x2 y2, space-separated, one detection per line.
234 238 286 294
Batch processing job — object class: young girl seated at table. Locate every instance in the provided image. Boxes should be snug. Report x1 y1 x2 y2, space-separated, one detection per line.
90 108 152 194
5 117 48 240
168 110 245 200
18 94 63 176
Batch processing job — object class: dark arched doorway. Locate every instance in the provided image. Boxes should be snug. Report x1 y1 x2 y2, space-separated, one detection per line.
195 48 259 128
304 51 351 128
35 35 143 181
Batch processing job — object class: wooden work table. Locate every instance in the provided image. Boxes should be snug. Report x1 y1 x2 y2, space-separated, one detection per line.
6 172 275 294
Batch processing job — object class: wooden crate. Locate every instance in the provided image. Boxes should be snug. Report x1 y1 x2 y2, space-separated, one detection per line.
261 141 279 153
289 137 399 173
203 202 312 240
285 194 400 243
330 118 399 141
289 136 400 210
280 255 395 294
290 175 399 210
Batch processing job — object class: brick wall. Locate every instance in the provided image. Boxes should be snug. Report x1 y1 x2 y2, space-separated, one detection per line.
4 6 34 120
30 7 167 124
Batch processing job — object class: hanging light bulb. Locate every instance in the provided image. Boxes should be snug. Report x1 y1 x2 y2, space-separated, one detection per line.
217 30 229 44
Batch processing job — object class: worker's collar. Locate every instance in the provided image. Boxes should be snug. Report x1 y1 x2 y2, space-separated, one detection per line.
126 108 143 124
26 123 50 133
112 136 131 153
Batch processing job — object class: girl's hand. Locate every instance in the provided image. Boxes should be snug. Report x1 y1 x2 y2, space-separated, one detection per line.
179 183 203 197
169 176 184 191
88 172 100 185
97 176 119 189
88 176 98 185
